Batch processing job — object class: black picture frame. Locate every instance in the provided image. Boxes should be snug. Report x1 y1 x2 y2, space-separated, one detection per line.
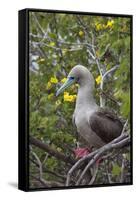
18 8 133 191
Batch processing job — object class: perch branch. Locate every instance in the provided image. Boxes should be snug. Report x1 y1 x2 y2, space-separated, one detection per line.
66 132 130 186
76 137 130 185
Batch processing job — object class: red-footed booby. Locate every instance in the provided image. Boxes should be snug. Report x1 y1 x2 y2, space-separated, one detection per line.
56 65 123 152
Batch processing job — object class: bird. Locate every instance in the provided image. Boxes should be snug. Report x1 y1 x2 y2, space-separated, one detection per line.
56 65 123 155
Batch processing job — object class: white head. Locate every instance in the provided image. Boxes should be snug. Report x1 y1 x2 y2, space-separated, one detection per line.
56 65 94 96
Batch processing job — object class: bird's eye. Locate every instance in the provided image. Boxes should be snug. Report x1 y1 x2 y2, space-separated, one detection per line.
69 77 75 80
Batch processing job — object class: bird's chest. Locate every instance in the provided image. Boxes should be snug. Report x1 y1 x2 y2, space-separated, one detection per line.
74 108 105 148
74 109 90 134
74 111 93 147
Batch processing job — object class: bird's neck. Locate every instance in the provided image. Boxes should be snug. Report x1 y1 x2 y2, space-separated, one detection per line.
75 83 97 112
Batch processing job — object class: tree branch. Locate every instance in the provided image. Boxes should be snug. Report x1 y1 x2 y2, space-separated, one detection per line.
30 156 66 181
120 157 125 183
30 136 76 165
30 174 63 187
88 164 98 185
32 13 47 40
31 150 48 186
100 65 119 91
66 132 130 186
76 137 130 185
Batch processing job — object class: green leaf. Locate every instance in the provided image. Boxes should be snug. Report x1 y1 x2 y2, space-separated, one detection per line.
112 164 121 176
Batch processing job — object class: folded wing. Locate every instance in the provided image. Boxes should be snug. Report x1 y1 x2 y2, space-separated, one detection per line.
89 110 123 143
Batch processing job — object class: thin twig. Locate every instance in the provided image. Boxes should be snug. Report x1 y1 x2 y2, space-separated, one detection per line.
121 119 128 135
120 157 125 183
104 161 113 184
100 65 119 91
88 164 98 185
32 13 46 36
31 150 47 186
30 157 66 181
42 153 49 165
58 41 95 48
87 49 96 60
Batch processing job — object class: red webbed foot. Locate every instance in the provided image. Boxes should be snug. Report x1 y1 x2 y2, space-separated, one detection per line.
74 147 91 159
73 147 104 166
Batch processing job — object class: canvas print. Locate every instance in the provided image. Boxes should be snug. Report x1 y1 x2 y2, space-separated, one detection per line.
19 9 132 191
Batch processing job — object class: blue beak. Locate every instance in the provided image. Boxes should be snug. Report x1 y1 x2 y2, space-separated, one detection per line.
56 77 75 96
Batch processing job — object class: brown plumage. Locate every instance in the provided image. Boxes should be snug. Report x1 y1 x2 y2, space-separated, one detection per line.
89 110 123 144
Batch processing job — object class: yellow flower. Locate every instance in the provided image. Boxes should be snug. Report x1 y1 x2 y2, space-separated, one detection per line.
63 92 69 99
102 24 107 29
46 76 58 90
46 81 52 90
50 77 58 84
64 92 77 102
95 75 102 85
106 20 114 28
79 30 84 37
61 77 67 83
95 23 103 31
95 21 113 31
49 42 55 47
